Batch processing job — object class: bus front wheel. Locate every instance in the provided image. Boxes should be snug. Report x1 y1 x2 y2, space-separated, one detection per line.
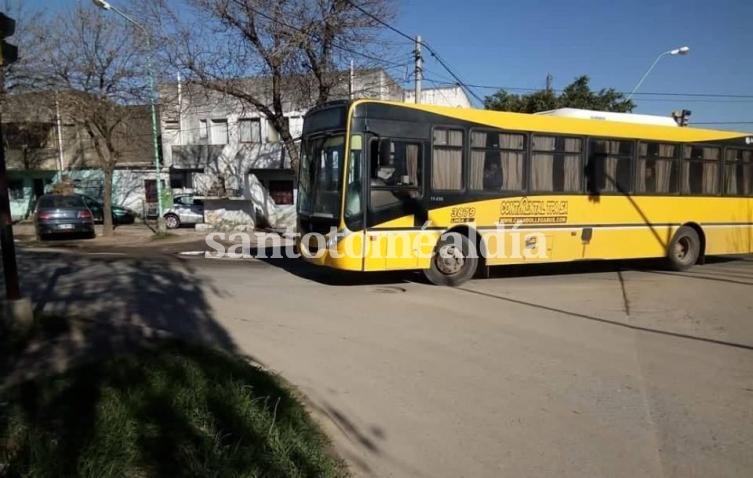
424 232 478 286
667 226 701 271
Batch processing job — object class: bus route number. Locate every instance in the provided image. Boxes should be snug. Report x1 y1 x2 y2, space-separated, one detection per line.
451 207 476 223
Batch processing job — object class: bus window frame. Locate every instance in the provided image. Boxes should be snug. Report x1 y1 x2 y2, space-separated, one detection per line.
721 146 753 197
680 142 724 197
528 132 587 195
430 124 468 195
366 135 425 217
585 136 637 196
633 140 683 197
468 127 529 195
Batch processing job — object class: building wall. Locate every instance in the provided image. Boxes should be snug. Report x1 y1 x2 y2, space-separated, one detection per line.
4 92 159 220
8 172 56 221
402 86 472 108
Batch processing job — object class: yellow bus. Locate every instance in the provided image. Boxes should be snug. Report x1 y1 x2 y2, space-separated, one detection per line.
296 100 753 285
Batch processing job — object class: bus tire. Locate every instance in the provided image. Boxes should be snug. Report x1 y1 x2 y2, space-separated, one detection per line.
424 232 478 286
667 226 701 271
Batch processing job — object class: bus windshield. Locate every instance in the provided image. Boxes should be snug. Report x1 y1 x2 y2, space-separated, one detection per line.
298 134 345 219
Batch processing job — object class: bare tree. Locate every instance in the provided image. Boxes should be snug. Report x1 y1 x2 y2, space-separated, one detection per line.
147 0 394 171
20 1 152 236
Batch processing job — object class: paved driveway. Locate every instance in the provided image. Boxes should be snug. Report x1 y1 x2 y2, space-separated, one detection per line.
198 255 753 478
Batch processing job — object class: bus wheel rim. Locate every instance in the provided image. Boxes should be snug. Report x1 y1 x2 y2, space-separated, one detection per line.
675 237 691 261
437 245 464 275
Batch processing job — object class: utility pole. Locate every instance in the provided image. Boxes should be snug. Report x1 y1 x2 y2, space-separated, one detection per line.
0 90 20 302
545 73 553 93
0 11 32 326
349 59 354 99
414 35 422 104
54 90 64 173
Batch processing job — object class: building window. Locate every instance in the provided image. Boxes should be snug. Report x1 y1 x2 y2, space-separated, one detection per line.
164 120 179 130
723 149 753 196
682 145 720 195
9 179 24 200
636 143 679 194
530 135 582 193
269 180 294 205
266 119 280 143
199 119 208 142
470 131 525 192
587 139 633 193
432 128 463 191
210 119 228 145
239 118 261 143
169 169 199 190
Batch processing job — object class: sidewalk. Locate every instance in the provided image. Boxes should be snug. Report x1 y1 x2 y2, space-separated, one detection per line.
12 221 214 250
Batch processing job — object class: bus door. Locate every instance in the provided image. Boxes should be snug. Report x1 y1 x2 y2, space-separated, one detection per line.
363 137 426 271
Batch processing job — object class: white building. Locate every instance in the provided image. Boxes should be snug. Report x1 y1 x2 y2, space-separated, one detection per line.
159 70 470 229
402 85 472 108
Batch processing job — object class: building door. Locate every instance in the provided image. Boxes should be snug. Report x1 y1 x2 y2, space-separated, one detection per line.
33 178 45 199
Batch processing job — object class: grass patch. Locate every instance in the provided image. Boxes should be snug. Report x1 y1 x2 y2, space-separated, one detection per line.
0 342 346 478
151 231 177 240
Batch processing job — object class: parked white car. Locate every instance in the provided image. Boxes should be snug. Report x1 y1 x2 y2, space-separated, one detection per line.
163 195 204 229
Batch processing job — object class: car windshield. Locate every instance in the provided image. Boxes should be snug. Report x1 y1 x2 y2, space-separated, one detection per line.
38 195 85 209
297 134 345 219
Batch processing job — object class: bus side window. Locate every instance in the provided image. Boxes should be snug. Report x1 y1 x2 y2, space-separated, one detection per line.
683 145 721 195
587 139 633 194
369 139 422 210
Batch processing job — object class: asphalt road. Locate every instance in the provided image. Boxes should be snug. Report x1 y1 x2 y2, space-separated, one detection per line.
12 248 753 477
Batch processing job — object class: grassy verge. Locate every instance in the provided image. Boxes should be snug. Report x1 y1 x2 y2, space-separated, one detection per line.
0 342 346 478
150 231 177 240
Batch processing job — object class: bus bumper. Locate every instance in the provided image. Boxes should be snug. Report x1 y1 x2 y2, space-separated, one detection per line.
297 233 364 271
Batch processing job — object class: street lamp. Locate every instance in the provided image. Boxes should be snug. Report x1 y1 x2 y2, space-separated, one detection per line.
626 46 690 101
92 0 166 233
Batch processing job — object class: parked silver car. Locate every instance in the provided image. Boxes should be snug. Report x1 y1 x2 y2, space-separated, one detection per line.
163 195 204 229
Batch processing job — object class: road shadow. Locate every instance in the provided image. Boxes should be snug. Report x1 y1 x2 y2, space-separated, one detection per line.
248 245 420 286
1 248 237 385
479 256 746 280
246 243 750 287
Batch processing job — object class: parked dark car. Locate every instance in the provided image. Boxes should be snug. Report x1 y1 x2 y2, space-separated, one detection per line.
81 195 137 225
34 194 95 240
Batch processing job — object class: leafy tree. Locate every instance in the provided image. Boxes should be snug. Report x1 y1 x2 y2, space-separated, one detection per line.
18 2 153 236
145 0 395 171
484 76 634 113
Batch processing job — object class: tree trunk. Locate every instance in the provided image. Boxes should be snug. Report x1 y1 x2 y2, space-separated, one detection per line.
102 166 114 237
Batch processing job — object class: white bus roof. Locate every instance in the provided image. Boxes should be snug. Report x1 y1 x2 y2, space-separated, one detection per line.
534 108 678 127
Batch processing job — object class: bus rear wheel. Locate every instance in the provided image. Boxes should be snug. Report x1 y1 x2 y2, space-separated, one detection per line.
667 226 701 271
424 232 478 286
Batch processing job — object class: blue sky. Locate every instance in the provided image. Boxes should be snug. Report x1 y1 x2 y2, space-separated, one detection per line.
392 0 753 130
15 0 753 131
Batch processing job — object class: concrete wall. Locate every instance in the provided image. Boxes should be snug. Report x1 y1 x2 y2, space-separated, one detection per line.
403 86 472 108
203 198 256 231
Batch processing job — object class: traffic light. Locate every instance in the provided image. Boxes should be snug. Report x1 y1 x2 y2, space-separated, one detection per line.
672 109 691 127
0 12 18 66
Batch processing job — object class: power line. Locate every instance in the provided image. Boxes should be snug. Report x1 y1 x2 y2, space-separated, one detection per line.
345 0 484 104
692 121 753 125
450 80 753 99
234 3 410 70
